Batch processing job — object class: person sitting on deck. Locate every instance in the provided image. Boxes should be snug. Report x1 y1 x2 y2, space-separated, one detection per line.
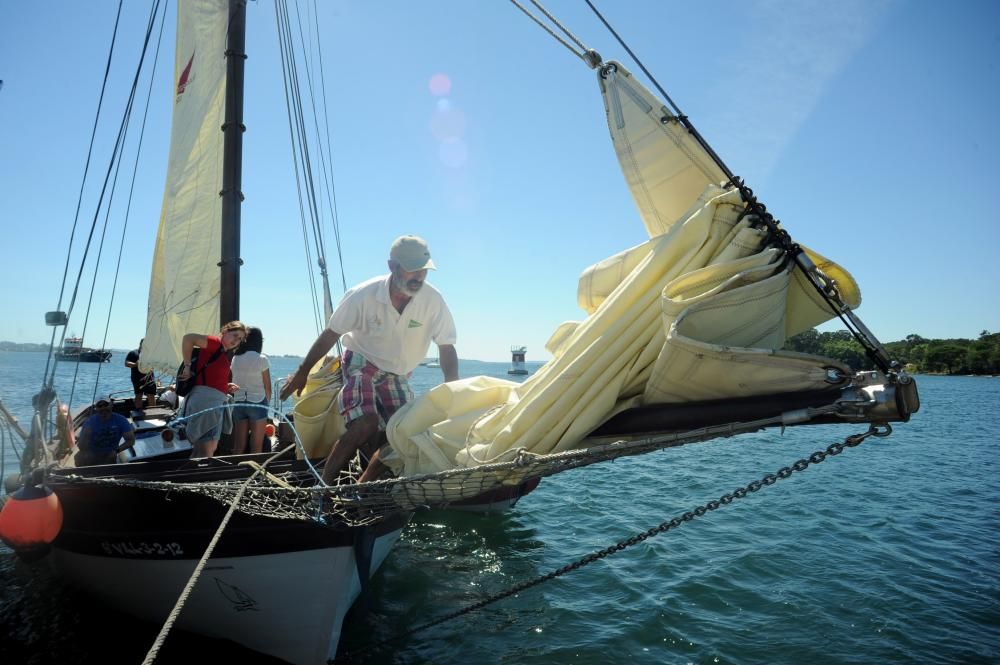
280 235 459 484
75 396 136 466
125 339 157 410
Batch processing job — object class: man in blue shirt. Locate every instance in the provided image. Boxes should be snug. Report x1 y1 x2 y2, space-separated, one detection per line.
76 396 136 466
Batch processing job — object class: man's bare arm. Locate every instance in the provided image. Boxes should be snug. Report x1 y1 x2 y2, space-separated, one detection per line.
438 344 459 382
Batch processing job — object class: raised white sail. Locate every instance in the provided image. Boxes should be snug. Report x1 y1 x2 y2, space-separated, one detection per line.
141 0 229 375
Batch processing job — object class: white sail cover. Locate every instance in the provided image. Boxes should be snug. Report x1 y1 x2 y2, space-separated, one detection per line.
141 0 229 374
383 62 861 483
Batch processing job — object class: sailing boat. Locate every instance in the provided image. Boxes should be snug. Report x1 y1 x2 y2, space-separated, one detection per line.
6 2 407 662
2 1 919 662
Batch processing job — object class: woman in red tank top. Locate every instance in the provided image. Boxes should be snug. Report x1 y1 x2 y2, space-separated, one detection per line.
178 320 248 457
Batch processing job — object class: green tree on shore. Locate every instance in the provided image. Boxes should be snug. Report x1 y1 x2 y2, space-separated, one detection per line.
785 330 999 375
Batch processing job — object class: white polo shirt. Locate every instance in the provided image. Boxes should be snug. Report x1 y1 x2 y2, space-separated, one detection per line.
327 274 457 375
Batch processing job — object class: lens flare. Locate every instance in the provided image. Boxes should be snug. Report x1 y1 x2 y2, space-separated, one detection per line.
430 107 466 142
439 138 468 168
428 73 451 96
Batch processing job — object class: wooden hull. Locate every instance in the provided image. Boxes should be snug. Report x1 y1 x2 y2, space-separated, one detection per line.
45 458 407 663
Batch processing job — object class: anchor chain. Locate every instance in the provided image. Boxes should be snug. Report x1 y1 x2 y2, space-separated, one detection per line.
334 423 891 662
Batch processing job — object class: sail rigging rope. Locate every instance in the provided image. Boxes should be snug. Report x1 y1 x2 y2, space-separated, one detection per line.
275 0 325 333
273 0 350 368
334 424 890 662
46 0 165 415
92 0 171 406
274 0 349 339
508 0 599 66
309 0 349 298
43 0 125 386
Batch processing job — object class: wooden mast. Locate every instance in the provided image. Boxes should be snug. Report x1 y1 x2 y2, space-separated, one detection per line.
219 0 247 326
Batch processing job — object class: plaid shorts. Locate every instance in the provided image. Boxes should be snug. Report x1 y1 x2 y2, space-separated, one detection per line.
339 350 413 428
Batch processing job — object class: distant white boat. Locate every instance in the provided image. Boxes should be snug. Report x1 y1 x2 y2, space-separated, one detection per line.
508 346 529 375
421 357 440 368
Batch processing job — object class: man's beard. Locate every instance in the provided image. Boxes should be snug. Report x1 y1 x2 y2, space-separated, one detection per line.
392 272 423 297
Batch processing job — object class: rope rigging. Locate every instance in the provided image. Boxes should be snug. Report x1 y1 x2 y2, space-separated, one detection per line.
43 0 126 386
92 0 171 408
273 0 348 337
24 0 167 462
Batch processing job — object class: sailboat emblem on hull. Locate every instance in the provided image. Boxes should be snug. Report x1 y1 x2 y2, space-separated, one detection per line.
176 51 195 100
214 577 259 612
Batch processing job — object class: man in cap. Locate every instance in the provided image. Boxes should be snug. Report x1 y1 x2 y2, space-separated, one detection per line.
281 235 458 483
75 396 136 466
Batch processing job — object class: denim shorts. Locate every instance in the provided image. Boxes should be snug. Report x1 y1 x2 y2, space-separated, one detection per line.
231 398 268 422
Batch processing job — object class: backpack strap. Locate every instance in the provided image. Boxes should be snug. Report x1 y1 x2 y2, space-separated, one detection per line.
193 345 226 387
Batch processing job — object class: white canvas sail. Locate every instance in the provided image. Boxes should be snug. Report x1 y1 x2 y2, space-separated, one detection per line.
383 62 861 481
141 0 229 374
599 62 729 238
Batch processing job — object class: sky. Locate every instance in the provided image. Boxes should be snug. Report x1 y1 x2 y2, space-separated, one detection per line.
1 0 998 362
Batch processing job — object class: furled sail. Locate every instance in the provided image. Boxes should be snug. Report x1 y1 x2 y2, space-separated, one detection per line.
141 0 229 374
600 62 728 238
383 62 860 481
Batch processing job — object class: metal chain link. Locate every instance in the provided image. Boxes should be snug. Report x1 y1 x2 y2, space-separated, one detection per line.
333 423 891 662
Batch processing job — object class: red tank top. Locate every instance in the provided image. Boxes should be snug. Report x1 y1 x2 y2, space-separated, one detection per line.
196 336 231 393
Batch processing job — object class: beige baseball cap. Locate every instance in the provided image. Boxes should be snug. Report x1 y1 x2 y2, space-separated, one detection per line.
390 235 436 272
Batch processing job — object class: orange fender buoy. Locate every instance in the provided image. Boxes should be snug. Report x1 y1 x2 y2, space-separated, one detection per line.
0 485 64 561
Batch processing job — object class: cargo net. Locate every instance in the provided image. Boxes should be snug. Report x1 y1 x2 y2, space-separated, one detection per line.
51 411 819 528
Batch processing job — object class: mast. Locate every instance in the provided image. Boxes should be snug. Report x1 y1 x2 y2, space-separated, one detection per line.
220 0 247 326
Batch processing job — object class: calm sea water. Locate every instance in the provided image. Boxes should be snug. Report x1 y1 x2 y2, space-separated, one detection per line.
1 351 997 664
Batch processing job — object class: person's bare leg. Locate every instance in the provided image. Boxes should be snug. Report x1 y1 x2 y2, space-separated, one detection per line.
358 449 388 483
134 393 142 410
146 393 156 408
191 439 219 458
232 420 249 455
320 414 378 484
249 418 266 454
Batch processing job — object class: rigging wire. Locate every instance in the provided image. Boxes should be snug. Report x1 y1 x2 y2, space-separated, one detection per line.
311 0 348 296
290 0 338 317
93 0 170 402
42 0 125 386
508 0 594 65
274 0 324 333
273 0 348 366
51 0 165 409
583 0 735 181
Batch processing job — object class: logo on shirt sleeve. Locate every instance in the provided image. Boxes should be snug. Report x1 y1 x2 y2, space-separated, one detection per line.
408 319 423 328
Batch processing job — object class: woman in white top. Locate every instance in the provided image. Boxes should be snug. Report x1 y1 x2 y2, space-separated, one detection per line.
229 327 271 454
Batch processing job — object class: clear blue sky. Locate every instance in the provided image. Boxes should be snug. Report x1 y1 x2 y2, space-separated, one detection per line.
1 0 998 362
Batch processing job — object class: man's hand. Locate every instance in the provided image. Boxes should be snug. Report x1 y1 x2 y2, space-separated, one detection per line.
279 370 307 401
227 383 240 395
117 433 137 453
